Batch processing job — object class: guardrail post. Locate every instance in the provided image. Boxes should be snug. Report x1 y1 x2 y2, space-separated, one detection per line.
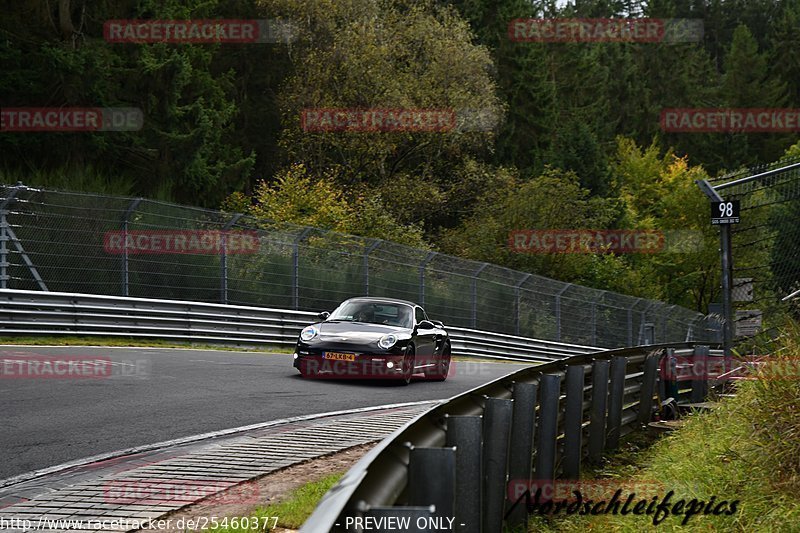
445 415 483 533
638 353 659 424
409 447 457 519
606 356 627 450
691 345 709 402
588 359 609 463
506 382 537 527
482 397 512 533
663 348 679 401
563 365 585 479
534 374 560 502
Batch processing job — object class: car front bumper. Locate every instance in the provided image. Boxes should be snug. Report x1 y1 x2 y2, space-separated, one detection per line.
293 352 407 379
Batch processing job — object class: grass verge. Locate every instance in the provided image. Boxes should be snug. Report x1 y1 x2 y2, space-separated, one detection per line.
0 335 293 353
207 473 342 532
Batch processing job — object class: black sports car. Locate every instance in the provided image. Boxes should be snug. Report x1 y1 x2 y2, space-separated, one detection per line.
293 297 451 385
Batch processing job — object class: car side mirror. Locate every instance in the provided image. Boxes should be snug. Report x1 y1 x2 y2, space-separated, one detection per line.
317 311 330 320
417 320 435 330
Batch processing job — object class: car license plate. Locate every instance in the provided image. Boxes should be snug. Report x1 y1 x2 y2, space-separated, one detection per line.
323 352 356 362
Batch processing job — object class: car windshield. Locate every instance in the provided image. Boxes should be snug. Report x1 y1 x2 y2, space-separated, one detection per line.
328 301 413 328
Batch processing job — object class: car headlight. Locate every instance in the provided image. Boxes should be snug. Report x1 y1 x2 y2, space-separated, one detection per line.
378 334 397 350
300 326 319 342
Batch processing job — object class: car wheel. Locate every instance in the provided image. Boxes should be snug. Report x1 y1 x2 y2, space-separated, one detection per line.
399 344 415 386
426 342 451 381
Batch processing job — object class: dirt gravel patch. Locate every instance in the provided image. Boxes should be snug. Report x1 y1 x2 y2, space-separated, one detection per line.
139 443 376 532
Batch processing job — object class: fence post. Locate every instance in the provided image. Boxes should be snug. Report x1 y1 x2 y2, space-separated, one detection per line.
408 446 457 519
588 359 609 463
534 374 561 501
555 284 571 342
627 302 636 347
506 382 537 527
606 356 627 450
638 352 659 424
472 263 489 329
419 251 437 308
219 213 243 304
514 274 532 337
563 364 585 479
482 397 513 533
0 185 22 290
121 198 142 297
292 228 312 309
363 239 382 296
445 415 483 533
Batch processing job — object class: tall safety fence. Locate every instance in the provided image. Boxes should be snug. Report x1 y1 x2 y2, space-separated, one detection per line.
0 184 719 348
704 156 800 346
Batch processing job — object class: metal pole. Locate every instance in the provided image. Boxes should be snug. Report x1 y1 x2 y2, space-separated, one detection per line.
121 198 142 297
472 263 489 329
514 274 532 336
0 187 18 289
292 228 312 309
696 179 734 358
555 284 571 342
363 239 382 296
419 251 437 307
220 213 243 304
720 224 734 357
408 447 457 519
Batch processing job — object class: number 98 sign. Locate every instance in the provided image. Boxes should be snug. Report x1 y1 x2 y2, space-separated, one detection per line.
711 200 740 225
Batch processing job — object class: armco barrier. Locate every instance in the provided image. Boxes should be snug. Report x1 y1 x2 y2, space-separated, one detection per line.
0 289 600 362
301 343 721 533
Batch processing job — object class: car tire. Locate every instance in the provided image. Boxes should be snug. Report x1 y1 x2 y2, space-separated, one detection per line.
399 344 415 386
425 342 451 381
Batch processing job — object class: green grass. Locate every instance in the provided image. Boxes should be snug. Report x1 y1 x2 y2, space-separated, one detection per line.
0 336 293 353
523 322 800 532
205 473 343 532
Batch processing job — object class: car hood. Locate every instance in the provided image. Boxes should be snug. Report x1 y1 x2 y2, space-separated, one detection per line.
316 320 408 342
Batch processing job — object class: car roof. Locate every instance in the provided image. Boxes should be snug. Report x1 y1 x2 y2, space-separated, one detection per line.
342 296 420 307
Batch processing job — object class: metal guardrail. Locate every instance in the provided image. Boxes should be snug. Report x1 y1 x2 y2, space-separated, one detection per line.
302 342 721 533
0 289 601 362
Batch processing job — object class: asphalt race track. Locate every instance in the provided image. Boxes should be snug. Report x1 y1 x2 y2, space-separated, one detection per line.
0 346 529 480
